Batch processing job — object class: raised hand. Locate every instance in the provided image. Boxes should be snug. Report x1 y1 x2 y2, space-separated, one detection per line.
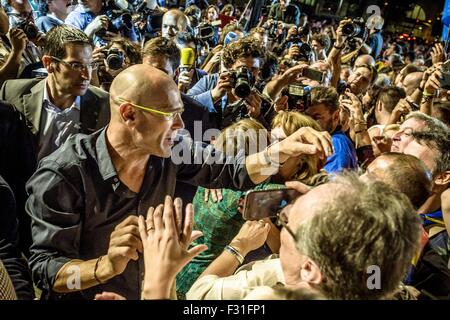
139 196 207 299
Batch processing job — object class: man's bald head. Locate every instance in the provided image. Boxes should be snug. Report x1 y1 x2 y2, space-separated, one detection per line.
110 64 182 115
354 54 376 68
107 64 184 158
402 71 423 96
162 9 188 40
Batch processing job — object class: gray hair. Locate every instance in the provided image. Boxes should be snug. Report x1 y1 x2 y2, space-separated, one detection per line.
295 172 421 300
405 112 450 173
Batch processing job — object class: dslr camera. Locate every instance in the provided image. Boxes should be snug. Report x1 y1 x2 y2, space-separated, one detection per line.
229 66 255 99
292 42 313 62
286 84 311 111
17 20 39 40
285 36 313 62
103 48 125 70
342 17 367 39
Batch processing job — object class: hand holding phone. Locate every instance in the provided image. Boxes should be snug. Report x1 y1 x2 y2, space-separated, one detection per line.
302 67 325 83
242 188 300 221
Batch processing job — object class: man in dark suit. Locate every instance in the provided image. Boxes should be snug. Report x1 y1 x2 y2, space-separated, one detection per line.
1 24 110 160
0 24 109 255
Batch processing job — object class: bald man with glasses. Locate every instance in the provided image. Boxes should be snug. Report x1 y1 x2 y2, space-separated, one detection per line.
26 62 333 300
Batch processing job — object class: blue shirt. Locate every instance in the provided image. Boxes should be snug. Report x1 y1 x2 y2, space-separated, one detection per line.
65 5 139 45
324 130 358 173
187 73 223 113
65 5 103 45
36 15 63 33
368 31 383 60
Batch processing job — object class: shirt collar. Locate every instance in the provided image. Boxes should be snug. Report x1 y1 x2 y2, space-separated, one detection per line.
96 127 119 183
44 79 81 112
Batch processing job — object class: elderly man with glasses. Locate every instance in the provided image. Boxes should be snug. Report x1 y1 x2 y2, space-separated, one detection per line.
0 24 109 255
187 173 421 300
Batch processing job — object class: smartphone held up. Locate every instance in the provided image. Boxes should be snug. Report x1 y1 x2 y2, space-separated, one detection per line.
242 188 300 221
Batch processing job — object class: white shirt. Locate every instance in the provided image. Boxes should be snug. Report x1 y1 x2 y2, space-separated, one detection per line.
38 81 81 160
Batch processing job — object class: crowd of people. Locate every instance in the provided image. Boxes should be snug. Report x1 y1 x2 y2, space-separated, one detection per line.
0 0 449 301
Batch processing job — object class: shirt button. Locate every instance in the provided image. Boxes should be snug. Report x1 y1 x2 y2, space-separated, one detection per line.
113 178 119 183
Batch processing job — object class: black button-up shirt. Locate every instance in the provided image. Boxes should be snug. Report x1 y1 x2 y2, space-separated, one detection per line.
27 127 255 300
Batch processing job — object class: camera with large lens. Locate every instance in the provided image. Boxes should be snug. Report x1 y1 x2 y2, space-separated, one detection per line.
96 0 135 39
287 36 313 62
265 20 280 39
111 11 133 31
229 66 255 99
17 20 39 40
297 25 310 37
103 48 125 70
342 17 367 39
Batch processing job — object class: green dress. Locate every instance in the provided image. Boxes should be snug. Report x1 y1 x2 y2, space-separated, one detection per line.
175 182 283 299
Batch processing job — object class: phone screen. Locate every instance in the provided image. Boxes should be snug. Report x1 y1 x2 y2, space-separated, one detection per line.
242 188 300 220
302 67 324 83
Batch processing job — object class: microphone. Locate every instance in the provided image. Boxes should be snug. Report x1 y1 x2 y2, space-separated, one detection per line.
178 47 195 90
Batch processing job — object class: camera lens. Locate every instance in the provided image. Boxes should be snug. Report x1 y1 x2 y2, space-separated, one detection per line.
23 23 39 39
106 50 124 70
342 22 361 38
233 68 253 99
235 79 252 98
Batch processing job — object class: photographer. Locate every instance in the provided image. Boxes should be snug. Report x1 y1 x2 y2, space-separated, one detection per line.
328 19 375 93
65 0 139 46
91 36 141 91
36 0 73 33
2 0 45 78
267 0 300 29
198 4 220 47
187 36 268 129
1 6 28 85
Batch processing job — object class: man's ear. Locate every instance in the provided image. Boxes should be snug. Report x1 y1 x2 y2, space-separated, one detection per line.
42 55 55 73
332 109 340 124
119 103 136 123
299 258 324 285
376 100 383 113
434 170 450 186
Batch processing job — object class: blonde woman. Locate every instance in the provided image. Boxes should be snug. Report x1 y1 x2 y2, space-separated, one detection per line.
271 111 323 184
176 118 282 298
176 113 325 298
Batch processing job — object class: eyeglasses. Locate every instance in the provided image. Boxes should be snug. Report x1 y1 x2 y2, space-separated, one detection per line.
275 210 297 242
51 56 98 72
114 97 184 121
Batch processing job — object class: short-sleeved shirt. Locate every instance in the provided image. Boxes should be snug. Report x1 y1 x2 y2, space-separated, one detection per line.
324 130 358 173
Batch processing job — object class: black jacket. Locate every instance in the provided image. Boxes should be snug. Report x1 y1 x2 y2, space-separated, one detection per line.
0 174 34 299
